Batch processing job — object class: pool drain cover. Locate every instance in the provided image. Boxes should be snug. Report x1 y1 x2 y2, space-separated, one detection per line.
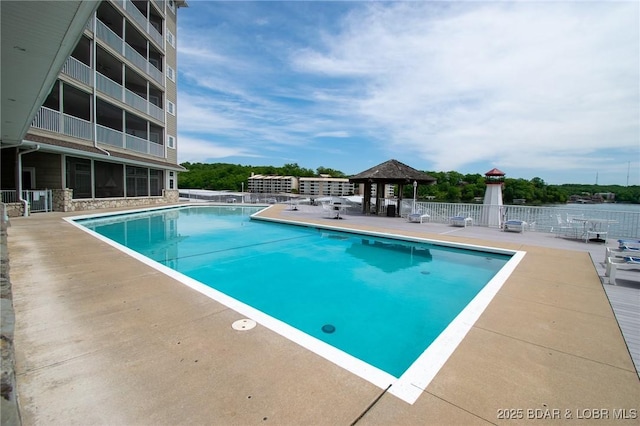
322 324 336 334
232 319 256 331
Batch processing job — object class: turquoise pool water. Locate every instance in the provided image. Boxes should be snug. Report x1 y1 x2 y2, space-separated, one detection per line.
77 205 511 378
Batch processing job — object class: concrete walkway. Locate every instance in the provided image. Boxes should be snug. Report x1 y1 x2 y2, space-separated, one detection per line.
6 204 640 425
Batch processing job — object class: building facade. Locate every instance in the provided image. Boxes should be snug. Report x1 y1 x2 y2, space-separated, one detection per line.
299 176 354 196
247 174 298 194
1 0 187 216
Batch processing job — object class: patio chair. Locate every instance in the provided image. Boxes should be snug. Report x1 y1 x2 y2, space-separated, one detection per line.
605 255 640 284
449 213 473 227
321 202 334 218
504 220 527 233
407 209 430 223
554 214 578 238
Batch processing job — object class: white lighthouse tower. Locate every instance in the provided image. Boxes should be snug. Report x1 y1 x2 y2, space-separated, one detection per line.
482 168 505 228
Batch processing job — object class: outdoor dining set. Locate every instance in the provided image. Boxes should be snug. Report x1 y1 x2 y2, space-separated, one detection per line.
553 214 617 243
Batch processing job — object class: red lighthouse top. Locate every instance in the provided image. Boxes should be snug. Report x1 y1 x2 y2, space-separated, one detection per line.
485 168 505 177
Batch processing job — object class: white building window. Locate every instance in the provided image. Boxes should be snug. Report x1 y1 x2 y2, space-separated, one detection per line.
168 135 175 149
167 101 175 115
167 30 175 47
167 66 175 82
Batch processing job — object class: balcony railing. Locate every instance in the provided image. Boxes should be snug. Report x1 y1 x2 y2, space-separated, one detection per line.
96 73 123 99
124 0 164 47
96 20 123 55
63 115 93 140
32 107 60 133
32 107 92 141
96 20 165 87
62 56 92 86
125 0 148 33
126 133 164 157
96 124 165 158
96 72 165 123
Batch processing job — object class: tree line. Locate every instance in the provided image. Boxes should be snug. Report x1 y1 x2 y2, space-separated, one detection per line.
178 162 640 204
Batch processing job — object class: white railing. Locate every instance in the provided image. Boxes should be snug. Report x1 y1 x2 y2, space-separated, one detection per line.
96 73 164 122
95 127 164 158
125 88 148 113
32 107 60 132
96 20 123 55
97 125 124 148
399 200 640 240
96 20 165 88
148 24 163 48
85 16 93 32
148 103 164 122
126 133 149 153
96 73 123 100
62 56 92 86
32 107 92 140
1 190 52 213
63 115 93 140
125 0 148 31
149 141 164 157
147 64 164 86
124 43 148 73
125 0 163 47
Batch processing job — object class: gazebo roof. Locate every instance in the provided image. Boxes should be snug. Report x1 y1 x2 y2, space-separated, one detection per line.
485 168 505 176
349 159 436 184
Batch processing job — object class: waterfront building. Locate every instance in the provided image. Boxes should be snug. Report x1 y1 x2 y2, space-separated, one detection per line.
1 0 188 216
247 174 298 194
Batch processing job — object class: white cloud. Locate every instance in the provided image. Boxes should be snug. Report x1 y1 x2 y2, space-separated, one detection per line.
292 1 639 173
176 1 638 183
177 135 260 163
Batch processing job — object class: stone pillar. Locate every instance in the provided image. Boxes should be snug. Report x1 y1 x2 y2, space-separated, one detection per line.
52 188 73 212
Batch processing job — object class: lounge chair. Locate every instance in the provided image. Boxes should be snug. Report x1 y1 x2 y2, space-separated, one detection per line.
504 220 527 233
449 213 472 227
605 255 640 284
618 239 640 249
407 210 430 223
603 246 640 263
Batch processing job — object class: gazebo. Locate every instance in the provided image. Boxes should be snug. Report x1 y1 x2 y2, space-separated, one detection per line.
349 159 437 216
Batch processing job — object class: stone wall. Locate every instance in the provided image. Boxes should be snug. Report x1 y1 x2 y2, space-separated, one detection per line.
2 203 24 218
5 189 180 217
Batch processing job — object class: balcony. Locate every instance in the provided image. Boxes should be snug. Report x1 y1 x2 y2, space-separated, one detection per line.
32 107 92 141
125 0 163 47
97 124 165 158
96 73 165 122
95 20 164 87
62 56 93 86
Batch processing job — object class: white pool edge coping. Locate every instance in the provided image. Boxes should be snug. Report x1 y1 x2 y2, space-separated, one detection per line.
65 206 524 405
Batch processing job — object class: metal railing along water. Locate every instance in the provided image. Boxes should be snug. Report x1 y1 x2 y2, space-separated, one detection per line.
400 201 640 240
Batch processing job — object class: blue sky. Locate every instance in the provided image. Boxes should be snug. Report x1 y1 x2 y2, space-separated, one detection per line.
176 1 639 185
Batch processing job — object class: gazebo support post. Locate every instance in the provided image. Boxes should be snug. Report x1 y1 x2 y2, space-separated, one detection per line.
363 181 372 215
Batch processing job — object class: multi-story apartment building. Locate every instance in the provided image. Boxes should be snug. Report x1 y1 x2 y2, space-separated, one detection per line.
247 174 298 194
354 183 395 199
299 176 354 197
1 0 187 216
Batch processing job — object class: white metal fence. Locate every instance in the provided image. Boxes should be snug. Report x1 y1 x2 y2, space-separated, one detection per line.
1 190 53 213
400 200 640 240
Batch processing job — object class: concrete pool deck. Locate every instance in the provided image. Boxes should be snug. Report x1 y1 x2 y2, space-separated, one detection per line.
5 203 640 425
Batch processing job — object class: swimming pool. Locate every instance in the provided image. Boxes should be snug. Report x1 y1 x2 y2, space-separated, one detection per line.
69 205 524 403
